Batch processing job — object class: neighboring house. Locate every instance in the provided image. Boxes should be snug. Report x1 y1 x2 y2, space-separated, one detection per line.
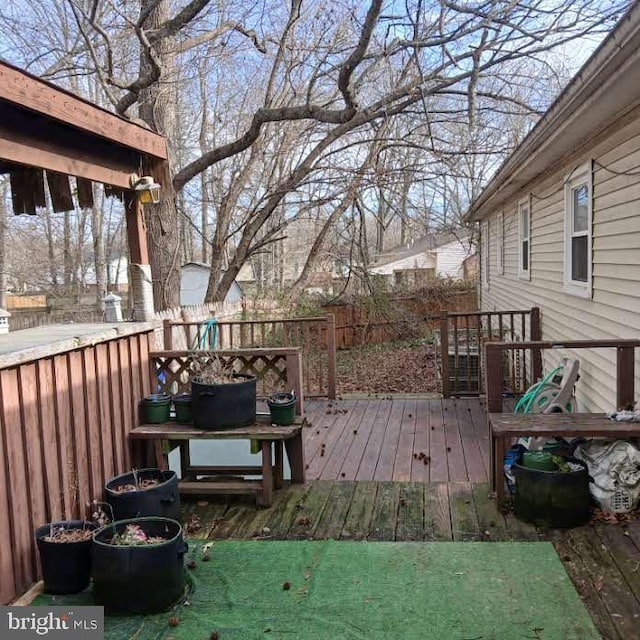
84 255 129 292
465 2 640 413
370 232 473 285
180 262 244 307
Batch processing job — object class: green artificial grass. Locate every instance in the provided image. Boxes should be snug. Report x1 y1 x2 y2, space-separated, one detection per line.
36 540 600 640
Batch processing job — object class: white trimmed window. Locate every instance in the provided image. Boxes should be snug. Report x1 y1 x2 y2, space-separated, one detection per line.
518 198 531 280
564 162 592 298
496 211 504 275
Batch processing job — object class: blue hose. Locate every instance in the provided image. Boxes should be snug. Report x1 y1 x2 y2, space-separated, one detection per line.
192 318 218 351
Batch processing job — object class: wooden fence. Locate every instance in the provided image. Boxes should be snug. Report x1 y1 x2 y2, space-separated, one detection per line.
324 289 477 348
485 339 639 413
440 307 541 397
162 315 337 399
0 325 154 604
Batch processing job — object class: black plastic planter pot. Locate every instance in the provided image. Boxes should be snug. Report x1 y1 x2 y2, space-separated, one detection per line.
173 393 192 424
514 456 590 528
142 393 171 424
105 468 180 521
191 373 257 429
35 520 97 595
267 392 297 426
92 517 187 614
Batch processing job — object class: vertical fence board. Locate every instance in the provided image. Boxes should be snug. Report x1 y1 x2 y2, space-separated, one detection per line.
68 351 91 517
18 364 47 540
130 334 143 428
0 370 20 601
107 342 125 473
36 360 63 522
52 354 75 517
82 348 103 504
95 344 114 482
118 339 134 470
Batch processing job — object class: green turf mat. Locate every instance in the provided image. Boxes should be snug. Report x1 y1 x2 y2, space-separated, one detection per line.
35 540 600 640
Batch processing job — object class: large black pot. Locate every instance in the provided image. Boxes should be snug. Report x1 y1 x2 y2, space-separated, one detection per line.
105 468 180 521
92 517 187 614
191 373 257 429
35 520 97 594
514 456 590 528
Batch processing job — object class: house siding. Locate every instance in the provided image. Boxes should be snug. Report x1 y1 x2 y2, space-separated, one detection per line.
436 240 472 278
481 110 640 413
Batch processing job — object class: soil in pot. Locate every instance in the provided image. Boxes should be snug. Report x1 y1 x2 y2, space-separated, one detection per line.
92 517 186 614
191 373 257 429
35 520 97 595
105 468 180 521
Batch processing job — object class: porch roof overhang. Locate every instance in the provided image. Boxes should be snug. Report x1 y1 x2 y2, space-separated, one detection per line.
0 60 168 191
464 2 640 223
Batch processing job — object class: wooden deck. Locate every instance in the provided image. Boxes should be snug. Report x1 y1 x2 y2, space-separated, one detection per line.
181 397 640 640
302 397 490 482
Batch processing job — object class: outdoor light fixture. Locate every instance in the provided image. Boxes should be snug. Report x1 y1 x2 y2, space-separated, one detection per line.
130 173 161 205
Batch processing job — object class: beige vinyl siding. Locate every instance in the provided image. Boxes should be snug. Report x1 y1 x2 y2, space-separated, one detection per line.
481 110 640 413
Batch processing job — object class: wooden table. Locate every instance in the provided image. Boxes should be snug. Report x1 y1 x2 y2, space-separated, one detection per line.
489 413 640 507
129 415 305 507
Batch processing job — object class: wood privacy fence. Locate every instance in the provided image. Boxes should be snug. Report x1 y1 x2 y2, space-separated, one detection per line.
0 325 154 604
440 307 541 397
162 316 337 399
323 289 477 348
485 339 639 413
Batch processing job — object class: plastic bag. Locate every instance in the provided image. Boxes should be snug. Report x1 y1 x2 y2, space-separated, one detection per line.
573 439 640 513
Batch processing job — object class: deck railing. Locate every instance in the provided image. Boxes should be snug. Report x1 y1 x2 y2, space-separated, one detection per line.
0 326 155 604
440 307 541 397
162 315 336 399
485 339 640 414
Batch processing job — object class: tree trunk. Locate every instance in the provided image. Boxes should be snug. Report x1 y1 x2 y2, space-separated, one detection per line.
91 185 107 313
139 0 180 311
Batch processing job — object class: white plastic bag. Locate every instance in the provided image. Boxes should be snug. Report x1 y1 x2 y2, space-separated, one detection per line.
573 439 640 513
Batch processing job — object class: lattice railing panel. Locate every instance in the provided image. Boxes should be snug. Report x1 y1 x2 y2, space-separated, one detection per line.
152 352 289 397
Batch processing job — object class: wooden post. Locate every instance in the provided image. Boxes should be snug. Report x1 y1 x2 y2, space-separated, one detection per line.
485 343 503 414
326 314 337 399
616 346 635 409
286 350 305 416
124 192 154 321
440 312 450 398
163 319 173 350
530 307 542 382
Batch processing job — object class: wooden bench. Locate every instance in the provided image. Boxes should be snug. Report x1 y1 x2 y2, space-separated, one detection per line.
489 412 640 507
130 415 305 507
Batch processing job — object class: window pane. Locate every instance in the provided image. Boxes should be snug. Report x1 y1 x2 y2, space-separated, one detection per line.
521 207 529 240
571 236 588 282
522 240 529 271
573 184 589 233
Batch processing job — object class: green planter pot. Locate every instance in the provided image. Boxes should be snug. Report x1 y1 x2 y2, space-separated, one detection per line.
173 393 192 424
267 392 297 426
141 394 171 424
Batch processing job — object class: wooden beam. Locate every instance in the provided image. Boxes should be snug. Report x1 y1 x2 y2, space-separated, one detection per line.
0 123 135 189
0 61 167 160
124 192 149 264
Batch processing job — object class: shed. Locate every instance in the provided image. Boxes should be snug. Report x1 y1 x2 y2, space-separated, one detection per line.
180 262 244 307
